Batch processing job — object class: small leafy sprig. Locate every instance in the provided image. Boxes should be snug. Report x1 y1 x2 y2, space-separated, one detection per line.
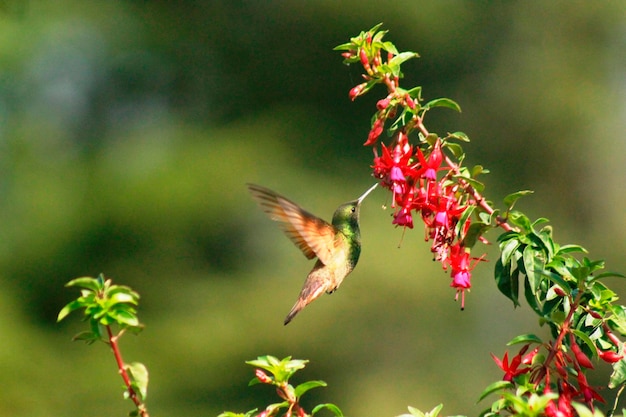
336 24 626 416
57 273 149 417
219 355 343 417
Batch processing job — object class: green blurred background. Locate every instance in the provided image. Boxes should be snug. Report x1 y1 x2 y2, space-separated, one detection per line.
1 1 625 416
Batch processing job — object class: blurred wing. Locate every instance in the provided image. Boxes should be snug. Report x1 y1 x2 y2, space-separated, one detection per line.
247 184 336 264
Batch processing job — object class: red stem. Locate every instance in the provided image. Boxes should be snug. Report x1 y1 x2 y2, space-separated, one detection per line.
106 326 149 417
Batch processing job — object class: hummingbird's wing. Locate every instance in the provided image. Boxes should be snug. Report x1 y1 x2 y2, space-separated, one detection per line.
247 184 337 265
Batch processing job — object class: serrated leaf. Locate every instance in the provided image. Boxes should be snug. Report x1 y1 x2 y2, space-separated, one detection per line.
312 403 344 417
294 380 327 398
424 97 461 112
478 380 514 402
507 334 542 345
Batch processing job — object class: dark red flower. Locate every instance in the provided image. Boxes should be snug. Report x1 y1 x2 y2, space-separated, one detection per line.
491 344 534 382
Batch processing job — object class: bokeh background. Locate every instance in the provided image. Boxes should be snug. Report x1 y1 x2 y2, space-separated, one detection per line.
1 1 625 416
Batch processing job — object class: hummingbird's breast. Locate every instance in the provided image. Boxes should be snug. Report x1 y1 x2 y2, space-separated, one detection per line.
321 233 361 292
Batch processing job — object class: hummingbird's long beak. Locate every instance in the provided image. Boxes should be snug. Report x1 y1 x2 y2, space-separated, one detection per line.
357 182 379 204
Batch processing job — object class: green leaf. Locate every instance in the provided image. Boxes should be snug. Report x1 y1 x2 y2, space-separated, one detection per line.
495 258 520 306
542 270 571 295
523 245 545 291
445 142 464 159
571 329 597 360
312 403 344 416
448 131 470 142
609 358 626 388
424 97 461 112
590 271 626 282
557 244 588 255
508 211 532 232
65 277 102 292
294 380 327 398
500 237 521 266
381 41 399 55
503 190 534 209
217 410 258 417
108 291 138 306
388 51 419 69
57 299 87 322
507 334 542 345
478 380 514 402
126 362 149 400
71 330 100 344
523 276 542 316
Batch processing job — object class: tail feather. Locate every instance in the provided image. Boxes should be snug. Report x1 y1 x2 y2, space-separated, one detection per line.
283 278 327 325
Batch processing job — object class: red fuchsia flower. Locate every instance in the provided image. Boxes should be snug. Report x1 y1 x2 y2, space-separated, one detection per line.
491 344 535 382
569 333 594 369
544 384 575 417
416 139 444 181
371 136 421 207
598 348 623 363
445 243 486 309
576 371 604 405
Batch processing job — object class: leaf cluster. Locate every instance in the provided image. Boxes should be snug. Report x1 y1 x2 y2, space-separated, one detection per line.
219 355 343 417
57 273 142 343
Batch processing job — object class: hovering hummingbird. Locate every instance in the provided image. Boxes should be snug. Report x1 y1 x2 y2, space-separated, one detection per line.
247 182 378 325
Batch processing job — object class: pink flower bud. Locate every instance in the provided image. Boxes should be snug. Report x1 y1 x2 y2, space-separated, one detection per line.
349 83 366 101
405 95 416 110
377 98 391 110
364 118 384 146
359 48 369 67
255 369 272 384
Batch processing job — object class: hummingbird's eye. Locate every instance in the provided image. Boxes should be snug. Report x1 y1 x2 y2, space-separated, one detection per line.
351 207 356 213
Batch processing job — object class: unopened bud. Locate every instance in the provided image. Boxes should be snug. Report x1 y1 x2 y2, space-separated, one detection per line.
405 95 416 110
255 369 272 384
570 334 594 369
349 83 366 101
377 98 391 110
598 349 623 363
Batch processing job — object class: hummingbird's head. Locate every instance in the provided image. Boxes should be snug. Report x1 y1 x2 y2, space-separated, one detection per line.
331 183 378 231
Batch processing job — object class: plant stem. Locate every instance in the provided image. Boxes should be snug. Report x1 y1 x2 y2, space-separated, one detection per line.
107 326 150 417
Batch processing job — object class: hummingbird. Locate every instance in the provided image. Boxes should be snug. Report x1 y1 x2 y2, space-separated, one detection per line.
247 182 378 325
